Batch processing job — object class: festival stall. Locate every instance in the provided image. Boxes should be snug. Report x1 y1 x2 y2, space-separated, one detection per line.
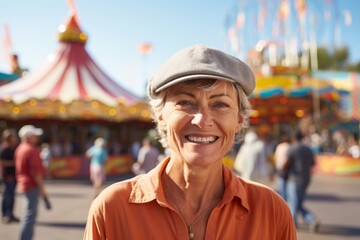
0 14 152 178
245 72 360 177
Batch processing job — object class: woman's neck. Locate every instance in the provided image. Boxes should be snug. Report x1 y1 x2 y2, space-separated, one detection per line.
164 158 224 213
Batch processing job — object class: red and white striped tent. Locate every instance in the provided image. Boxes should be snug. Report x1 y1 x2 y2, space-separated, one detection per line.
0 15 150 122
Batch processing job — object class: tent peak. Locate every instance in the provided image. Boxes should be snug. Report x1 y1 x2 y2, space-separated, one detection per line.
57 13 87 45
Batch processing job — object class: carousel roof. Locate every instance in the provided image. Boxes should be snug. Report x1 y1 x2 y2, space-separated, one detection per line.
254 75 339 100
0 14 150 122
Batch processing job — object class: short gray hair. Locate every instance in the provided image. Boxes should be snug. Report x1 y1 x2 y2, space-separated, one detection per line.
148 79 252 148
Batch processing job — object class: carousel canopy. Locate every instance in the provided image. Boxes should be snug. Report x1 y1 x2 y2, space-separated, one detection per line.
253 75 338 100
0 14 150 122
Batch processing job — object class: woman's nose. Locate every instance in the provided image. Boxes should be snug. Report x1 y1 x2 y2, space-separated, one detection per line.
191 110 214 127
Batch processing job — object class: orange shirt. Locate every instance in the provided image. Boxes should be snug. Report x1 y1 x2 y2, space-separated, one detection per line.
84 157 297 240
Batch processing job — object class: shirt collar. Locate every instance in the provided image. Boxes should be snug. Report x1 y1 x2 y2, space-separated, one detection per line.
129 157 250 214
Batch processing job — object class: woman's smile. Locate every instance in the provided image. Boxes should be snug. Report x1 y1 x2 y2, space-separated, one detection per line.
185 135 218 144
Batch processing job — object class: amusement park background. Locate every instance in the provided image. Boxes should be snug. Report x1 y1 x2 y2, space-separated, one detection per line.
0 0 360 239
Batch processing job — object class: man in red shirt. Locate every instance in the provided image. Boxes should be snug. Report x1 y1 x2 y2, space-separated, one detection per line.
15 125 50 240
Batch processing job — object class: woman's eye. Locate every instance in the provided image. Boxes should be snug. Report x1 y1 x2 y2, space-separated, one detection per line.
213 102 229 108
177 100 194 107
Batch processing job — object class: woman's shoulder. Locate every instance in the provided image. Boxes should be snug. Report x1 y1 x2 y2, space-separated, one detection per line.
237 177 284 204
94 176 141 205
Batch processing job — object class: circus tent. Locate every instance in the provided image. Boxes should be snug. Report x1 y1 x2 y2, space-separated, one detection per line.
0 14 150 122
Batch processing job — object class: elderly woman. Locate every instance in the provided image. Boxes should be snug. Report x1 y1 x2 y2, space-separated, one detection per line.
84 45 296 239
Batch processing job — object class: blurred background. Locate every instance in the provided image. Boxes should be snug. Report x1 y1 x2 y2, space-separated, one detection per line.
0 1 359 239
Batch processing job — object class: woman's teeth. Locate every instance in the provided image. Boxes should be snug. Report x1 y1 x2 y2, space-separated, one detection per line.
187 136 217 143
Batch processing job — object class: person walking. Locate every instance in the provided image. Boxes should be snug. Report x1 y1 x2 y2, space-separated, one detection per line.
86 137 108 198
286 129 320 232
131 137 160 175
234 131 272 184
1 129 20 224
274 134 291 200
15 125 50 240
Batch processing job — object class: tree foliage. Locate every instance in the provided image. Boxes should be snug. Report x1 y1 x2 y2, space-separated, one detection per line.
315 46 360 72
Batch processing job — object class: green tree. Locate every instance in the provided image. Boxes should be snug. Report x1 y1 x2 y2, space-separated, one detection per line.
333 46 349 70
314 46 358 71
316 47 333 70
347 61 360 72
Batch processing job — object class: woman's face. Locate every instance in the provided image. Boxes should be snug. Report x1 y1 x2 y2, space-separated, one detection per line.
157 80 242 167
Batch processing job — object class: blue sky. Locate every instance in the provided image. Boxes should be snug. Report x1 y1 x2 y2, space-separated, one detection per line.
0 0 359 97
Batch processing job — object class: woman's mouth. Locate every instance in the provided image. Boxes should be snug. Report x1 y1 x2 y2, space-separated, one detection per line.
186 135 218 144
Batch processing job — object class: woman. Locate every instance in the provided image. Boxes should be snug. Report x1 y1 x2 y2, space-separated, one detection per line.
86 137 108 198
84 45 296 239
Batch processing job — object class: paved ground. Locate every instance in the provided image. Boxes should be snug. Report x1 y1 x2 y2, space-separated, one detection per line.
1 173 360 240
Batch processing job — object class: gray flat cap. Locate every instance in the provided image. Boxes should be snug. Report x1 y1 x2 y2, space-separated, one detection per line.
147 44 256 98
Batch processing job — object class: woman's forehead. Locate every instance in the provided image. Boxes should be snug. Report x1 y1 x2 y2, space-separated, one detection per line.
169 80 235 95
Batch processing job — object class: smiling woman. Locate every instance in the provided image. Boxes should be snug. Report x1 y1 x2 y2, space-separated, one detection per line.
84 45 297 240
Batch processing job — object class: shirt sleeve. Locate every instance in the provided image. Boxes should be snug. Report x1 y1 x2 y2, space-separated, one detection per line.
83 198 106 240
275 193 298 239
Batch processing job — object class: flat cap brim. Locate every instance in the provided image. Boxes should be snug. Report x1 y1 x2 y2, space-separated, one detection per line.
147 44 256 98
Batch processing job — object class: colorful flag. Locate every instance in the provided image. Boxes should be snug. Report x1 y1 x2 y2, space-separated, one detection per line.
137 43 153 55
343 9 352 26
295 0 307 19
67 0 80 21
2 24 13 69
258 0 267 31
278 0 290 21
2 24 12 52
236 12 246 29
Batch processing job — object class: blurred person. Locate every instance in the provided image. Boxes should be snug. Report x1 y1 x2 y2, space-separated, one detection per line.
62 138 73 156
131 137 160 175
49 137 62 158
285 129 320 232
332 130 347 155
40 143 51 169
347 135 360 159
86 137 108 198
234 131 272 184
84 45 296 239
309 128 322 155
130 140 141 161
274 134 291 200
0 129 20 224
15 125 50 240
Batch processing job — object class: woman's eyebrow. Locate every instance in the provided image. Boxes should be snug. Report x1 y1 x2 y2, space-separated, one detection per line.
210 93 231 99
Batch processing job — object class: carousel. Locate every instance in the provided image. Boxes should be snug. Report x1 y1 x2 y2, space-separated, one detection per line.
0 14 152 178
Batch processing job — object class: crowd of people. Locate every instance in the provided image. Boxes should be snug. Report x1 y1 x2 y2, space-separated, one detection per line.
0 125 51 240
0 123 163 239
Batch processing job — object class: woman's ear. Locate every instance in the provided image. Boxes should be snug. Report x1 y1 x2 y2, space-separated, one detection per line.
156 113 167 131
235 117 243 132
